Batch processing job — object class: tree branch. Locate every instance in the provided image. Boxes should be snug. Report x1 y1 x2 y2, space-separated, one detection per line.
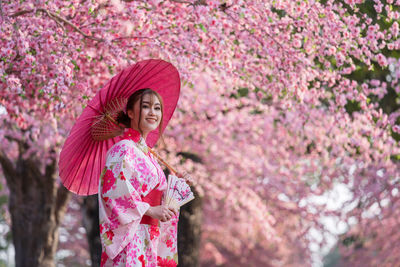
170 0 195 4
43 8 65 33
0 0 4 21
0 150 16 178
9 8 103 42
171 0 207 5
4 134 27 158
0 150 17 192
44 157 56 180
55 185 71 225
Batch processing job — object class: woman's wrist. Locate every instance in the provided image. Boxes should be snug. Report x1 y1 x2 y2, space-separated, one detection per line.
144 206 153 217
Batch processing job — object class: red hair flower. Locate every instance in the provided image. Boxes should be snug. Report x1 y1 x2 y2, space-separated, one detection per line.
123 128 141 143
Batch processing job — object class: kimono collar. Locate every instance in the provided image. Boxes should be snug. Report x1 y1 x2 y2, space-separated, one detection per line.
122 128 149 153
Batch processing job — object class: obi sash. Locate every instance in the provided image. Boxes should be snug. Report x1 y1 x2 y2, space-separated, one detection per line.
140 184 163 226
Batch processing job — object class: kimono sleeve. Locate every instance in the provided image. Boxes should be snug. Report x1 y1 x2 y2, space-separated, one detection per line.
98 142 150 260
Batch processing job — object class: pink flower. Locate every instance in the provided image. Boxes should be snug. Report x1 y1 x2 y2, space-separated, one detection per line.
138 255 146 267
141 183 148 192
157 256 177 267
376 53 387 67
391 22 399 37
102 170 116 194
166 238 173 248
100 251 108 266
109 145 121 157
7 76 22 94
149 225 160 240
393 125 400 134
105 230 114 241
293 39 302 48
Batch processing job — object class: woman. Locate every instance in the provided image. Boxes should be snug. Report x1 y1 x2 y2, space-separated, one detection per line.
98 88 192 267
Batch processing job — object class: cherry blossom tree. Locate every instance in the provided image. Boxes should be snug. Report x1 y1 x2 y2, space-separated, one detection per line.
1 0 399 266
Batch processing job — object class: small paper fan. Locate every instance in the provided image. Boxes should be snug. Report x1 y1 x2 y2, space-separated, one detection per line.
164 175 195 210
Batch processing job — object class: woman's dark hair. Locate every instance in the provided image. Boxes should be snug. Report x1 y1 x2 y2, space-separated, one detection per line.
117 88 164 145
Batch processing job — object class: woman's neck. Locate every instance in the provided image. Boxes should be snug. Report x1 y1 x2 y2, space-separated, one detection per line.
130 125 149 140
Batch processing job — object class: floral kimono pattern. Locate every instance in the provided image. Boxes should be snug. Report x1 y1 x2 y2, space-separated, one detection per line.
98 135 179 267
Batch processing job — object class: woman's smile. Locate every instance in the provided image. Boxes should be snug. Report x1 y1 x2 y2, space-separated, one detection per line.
145 117 158 124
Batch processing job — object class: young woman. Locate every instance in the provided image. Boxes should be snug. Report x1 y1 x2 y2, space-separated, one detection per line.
98 88 192 267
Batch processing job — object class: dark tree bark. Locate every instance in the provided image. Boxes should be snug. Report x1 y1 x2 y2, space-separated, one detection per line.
81 194 101 267
0 149 71 267
177 187 202 267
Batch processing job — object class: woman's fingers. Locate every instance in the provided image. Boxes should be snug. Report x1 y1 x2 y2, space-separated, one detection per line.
184 175 193 185
165 209 174 220
177 171 188 179
177 171 194 185
159 206 173 221
149 205 179 222
162 206 177 221
169 208 176 217
161 211 169 222
168 207 178 215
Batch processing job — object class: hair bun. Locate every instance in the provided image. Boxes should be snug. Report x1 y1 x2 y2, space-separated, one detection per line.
116 111 130 128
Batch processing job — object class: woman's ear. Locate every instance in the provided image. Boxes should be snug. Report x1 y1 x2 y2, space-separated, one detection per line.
127 109 135 120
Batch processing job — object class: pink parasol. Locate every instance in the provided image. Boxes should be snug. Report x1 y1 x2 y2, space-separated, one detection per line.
59 59 180 195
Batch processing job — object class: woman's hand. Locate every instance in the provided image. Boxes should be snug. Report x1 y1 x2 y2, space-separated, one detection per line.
177 171 194 186
145 205 178 222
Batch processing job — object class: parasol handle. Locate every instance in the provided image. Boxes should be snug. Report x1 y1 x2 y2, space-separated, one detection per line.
149 148 178 175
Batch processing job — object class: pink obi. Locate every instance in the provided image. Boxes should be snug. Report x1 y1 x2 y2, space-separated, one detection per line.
140 185 163 226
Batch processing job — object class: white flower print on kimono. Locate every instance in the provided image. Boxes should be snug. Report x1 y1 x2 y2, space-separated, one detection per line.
98 130 179 267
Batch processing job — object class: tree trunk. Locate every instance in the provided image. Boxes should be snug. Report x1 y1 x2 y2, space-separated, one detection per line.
81 194 101 267
0 152 71 267
177 187 202 267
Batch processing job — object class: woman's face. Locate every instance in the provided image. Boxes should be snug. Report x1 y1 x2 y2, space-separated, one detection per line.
128 93 162 136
